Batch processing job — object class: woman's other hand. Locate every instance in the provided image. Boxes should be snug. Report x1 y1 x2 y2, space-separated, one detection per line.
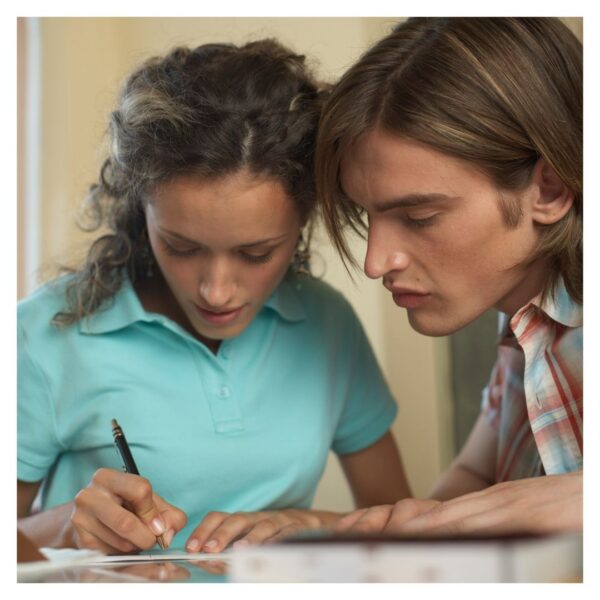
185 508 330 553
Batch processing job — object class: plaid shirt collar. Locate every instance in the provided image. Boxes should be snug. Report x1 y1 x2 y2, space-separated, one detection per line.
498 279 582 344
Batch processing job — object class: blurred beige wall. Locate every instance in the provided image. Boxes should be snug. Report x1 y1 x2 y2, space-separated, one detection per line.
17 17 581 511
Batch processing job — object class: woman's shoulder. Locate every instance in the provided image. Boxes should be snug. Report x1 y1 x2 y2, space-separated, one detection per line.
17 275 82 342
18 276 71 317
285 273 358 323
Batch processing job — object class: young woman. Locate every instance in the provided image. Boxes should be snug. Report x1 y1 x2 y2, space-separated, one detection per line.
17 39 411 555
316 17 582 535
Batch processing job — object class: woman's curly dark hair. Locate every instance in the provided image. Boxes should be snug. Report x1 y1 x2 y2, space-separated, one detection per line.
53 39 325 326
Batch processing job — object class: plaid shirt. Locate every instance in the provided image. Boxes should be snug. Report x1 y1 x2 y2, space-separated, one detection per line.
481 282 583 482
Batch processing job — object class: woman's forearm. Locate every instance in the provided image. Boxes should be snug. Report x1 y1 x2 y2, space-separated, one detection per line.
18 502 76 549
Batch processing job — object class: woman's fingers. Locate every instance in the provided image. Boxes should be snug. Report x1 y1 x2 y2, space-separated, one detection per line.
186 511 309 553
232 516 285 546
71 468 188 552
91 468 167 537
74 485 158 550
185 511 235 553
71 517 137 555
153 493 188 545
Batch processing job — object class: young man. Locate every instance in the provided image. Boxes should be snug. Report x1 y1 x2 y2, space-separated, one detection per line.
316 17 582 535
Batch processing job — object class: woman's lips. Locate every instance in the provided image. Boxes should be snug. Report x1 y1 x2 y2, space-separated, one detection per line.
194 304 243 325
392 292 432 309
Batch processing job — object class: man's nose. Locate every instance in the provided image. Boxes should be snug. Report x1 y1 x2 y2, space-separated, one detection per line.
364 222 410 280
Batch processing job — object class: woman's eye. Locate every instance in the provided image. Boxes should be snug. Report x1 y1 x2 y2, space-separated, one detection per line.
163 243 199 257
240 251 274 264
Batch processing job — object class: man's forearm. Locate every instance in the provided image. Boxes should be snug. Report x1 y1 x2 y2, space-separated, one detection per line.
429 463 494 501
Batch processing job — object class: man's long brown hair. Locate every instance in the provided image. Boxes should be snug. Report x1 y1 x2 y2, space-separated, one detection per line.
317 18 582 305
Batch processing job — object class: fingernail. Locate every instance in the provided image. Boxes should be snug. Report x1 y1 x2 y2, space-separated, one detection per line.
233 539 250 550
203 539 218 551
150 518 166 535
164 528 174 548
186 538 200 552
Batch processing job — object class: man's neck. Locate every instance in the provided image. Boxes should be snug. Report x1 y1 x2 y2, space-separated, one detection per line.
494 259 551 317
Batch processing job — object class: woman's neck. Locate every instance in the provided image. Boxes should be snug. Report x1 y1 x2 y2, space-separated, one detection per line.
134 274 221 354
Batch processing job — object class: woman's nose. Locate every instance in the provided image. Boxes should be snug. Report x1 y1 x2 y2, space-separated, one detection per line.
198 261 236 308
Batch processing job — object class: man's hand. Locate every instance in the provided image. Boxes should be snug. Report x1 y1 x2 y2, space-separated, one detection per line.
334 499 438 534
337 471 582 537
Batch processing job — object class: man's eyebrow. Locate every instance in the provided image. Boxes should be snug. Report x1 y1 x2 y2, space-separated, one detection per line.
370 193 457 212
158 227 288 248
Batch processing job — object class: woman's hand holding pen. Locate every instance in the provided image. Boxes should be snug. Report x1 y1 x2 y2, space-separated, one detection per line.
185 509 337 553
69 467 187 554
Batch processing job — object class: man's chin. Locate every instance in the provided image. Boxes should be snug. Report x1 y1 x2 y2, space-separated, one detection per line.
407 311 466 338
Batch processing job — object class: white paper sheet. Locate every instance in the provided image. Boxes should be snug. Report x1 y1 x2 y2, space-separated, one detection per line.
87 548 231 563
17 548 105 581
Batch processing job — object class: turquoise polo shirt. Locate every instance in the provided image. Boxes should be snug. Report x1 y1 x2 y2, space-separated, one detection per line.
18 271 397 546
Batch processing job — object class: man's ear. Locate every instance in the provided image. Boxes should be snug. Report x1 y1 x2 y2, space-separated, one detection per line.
530 158 574 225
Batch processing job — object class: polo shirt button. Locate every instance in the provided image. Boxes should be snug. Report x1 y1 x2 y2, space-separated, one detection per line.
218 385 231 398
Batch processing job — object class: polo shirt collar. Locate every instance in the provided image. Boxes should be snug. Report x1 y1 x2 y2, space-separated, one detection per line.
79 271 306 334
262 272 306 323
78 276 153 334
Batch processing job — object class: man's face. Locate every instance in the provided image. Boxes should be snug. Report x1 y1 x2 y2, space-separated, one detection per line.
340 129 546 336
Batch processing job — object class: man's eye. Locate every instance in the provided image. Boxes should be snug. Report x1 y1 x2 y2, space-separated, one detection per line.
404 214 438 228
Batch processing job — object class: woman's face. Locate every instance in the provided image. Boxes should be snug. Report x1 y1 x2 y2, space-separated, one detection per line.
340 129 547 336
145 169 302 345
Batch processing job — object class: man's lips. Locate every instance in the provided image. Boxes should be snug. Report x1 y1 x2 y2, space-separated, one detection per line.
389 289 432 309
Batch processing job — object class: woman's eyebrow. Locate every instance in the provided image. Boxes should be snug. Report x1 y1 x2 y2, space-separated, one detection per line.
158 227 288 248
157 228 202 245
